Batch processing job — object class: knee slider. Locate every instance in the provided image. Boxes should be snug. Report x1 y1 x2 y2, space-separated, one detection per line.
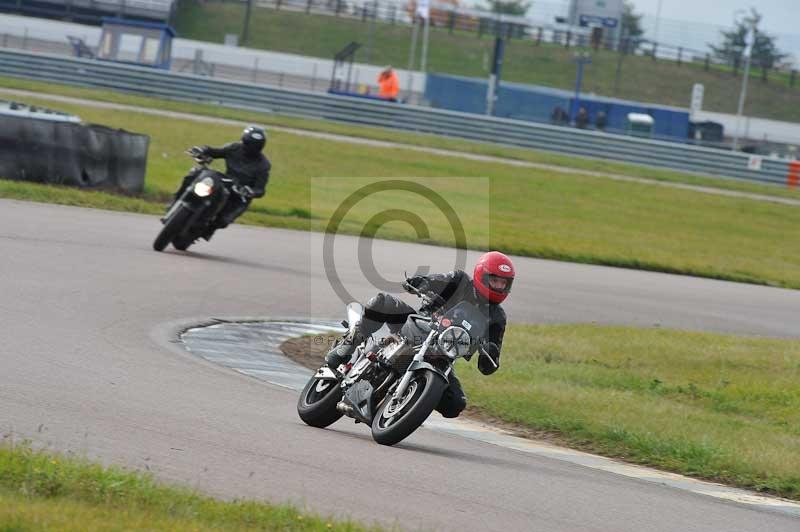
366 293 387 309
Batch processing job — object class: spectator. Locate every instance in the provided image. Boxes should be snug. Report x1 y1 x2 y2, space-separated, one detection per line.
550 105 568 125
378 66 399 102
595 110 608 131
576 106 589 129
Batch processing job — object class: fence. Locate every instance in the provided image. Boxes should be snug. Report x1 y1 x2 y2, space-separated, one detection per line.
0 48 796 188
0 0 176 23
204 0 797 82
0 23 424 99
178 0 800 128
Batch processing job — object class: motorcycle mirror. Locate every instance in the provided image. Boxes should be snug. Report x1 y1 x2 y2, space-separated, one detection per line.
346 302 364 334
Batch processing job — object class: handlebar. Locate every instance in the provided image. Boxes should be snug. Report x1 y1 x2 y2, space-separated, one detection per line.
402 278 445 308
185 148 212 166
185 149 250 199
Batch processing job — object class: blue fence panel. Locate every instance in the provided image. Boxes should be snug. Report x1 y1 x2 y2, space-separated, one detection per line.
425 74 487 114
426 73 691 141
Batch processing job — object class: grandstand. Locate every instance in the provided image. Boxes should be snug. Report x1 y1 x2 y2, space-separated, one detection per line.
0 0 175 24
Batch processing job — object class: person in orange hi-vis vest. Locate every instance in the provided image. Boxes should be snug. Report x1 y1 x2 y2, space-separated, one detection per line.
377 66 399 102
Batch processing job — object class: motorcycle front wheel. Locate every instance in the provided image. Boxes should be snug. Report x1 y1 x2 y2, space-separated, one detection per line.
172 234 194 251
297 373 343 428
371 369 447 446
153 206 191 252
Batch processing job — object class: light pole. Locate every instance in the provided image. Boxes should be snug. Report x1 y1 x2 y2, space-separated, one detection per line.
406 15 420 99
365 0 377 63
614 28 628 96
732 15 756 151
486 36 505 115
653 0 663 45
241 0 253 46
420 7 431 72
571 52 592 124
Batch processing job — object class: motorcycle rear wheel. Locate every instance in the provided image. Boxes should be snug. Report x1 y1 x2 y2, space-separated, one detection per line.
297 373 343 428
371 369 446 446
153 206 191 252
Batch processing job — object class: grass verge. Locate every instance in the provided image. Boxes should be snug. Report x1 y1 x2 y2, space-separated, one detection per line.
0 443 379 531
284 324 800 500
3 75 800 202
3 91 800 289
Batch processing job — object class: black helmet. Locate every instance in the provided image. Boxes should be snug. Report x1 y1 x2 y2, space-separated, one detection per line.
241 126 266 155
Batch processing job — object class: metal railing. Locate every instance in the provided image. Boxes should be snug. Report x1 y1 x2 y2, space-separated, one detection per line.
0 48 795 187
205 0 798 78
1 0 176 23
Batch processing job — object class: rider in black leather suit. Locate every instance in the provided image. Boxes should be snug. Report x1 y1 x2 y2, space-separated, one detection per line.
326 252 515 419
175 126 270 237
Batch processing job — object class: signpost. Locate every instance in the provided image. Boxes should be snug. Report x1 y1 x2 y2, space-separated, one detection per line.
690 83 704 116
417 0 431 73
579 14 618 28
486 37 505 116
732 24 756 151
570 52 592 124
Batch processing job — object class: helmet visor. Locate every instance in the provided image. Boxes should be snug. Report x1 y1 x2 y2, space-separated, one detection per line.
484 274 513 294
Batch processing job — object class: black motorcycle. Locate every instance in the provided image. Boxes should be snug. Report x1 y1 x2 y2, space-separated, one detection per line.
153 149 248 252
297 280 498 446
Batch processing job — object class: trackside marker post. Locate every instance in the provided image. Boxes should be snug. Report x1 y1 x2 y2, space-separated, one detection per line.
788 161 800 188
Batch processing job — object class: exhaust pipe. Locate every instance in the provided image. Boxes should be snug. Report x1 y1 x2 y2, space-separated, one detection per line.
337 401 354 415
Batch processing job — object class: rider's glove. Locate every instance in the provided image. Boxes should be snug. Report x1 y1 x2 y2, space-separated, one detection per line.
478 342 500 375
404 275 429 293
241 185 255 198
190 145 209 157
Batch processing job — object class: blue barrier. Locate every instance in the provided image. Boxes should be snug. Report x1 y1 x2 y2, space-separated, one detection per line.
425 73 691 141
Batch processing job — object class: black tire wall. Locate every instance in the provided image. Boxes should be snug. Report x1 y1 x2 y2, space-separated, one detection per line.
0 114 149 194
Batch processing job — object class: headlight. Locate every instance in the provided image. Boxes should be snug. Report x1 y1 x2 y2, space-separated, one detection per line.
193 177 214 197
437 326 471 359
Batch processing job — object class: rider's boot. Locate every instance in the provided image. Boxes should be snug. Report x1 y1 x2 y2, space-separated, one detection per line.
325 328 367 371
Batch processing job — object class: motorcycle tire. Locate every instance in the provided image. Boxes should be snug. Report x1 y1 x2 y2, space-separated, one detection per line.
297 374 343 428
153 206 191 252
371 369 447 446
172 234 194 251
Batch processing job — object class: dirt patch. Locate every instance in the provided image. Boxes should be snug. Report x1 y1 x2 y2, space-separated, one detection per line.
281 334 333 371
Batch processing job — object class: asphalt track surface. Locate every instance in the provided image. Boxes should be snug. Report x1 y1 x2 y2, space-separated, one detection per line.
1 199 799 532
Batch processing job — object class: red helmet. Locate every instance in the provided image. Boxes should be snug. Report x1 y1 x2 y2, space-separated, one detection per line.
473 251 515 304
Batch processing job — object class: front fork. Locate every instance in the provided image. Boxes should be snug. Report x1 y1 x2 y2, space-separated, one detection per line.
161 198 186 223
391 330 435 402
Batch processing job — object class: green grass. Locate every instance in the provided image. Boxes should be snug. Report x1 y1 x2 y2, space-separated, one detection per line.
3 90 800 289
4 75 800 202
455 324 800 499
0 444 379 531
174 0 800 122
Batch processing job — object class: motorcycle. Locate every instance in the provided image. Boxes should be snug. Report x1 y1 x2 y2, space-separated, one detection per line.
297 280 498 446
153 149 249 252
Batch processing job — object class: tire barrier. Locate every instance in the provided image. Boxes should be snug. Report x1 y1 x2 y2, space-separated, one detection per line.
0 113 148 193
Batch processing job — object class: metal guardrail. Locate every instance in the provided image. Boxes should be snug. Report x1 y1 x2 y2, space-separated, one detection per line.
0 48 796 187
